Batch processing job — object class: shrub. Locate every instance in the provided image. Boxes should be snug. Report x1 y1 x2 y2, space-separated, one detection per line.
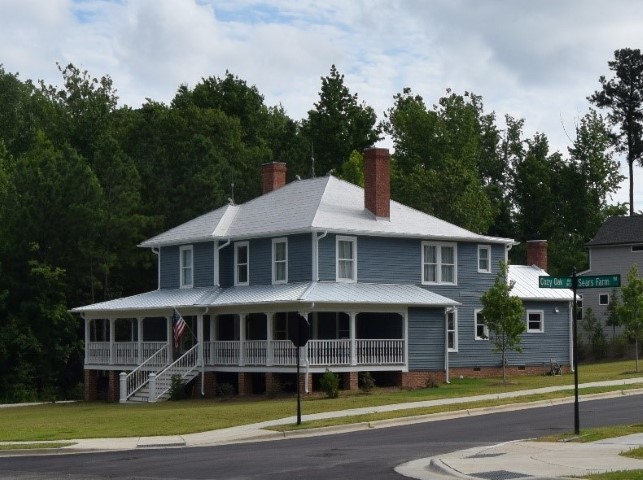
215 382 235 397
319 369 340 398
359 372 375 393
169 374 188 401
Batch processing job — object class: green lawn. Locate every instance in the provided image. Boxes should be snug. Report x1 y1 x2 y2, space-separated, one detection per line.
0 359 641 442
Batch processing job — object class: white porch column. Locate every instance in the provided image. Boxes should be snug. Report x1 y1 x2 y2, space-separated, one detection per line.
166 316 173 363
266 313 274 367
109 318 116 365
119 372 127 403
137 318 144 363
209 315 216 365
197 314 204 367
349 312 357 366
239 313 247 366
84 318 90 364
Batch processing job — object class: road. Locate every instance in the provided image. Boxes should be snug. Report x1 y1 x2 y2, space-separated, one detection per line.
0 396 641 480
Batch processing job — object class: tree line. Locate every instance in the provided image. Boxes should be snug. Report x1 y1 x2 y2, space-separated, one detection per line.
0 49 639 402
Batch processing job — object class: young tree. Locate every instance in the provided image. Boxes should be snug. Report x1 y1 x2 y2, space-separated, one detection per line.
605 288 622 339
617 264 643 372
480 262 526 383
588 48 643 215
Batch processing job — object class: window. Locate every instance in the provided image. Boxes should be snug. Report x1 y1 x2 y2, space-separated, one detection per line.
474 309 488 340
272 238 288 284
179 245 193 288
478 245 491 273
632 245 643 252
336 236 357 282
599 293 610 305
527 310 544 333
447 310 458 352
235 242 249 286
422 242 457 284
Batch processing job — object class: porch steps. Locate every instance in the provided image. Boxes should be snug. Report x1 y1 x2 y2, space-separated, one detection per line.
127 368 200 403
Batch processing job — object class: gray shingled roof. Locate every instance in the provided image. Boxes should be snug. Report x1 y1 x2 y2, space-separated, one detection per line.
72 282 459 315
139 176 514 247
586 215 643 247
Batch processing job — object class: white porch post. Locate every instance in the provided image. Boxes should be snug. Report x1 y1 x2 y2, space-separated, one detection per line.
197 314 204 367
239 313 247 366
137 318 144 363
119 372 127 403
148 373 157 403
209 315 216 365
84 317 90 364
166 316 173 363
349 312 357 366
266 313 273 367
109 318 116 365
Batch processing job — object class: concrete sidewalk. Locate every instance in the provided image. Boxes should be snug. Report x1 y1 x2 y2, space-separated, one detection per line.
2 378 643 479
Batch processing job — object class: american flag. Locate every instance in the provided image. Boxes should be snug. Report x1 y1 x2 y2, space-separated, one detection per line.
172 307 187 348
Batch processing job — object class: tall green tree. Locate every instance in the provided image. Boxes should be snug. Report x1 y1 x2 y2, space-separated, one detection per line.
480 262 526 383
617 264 643 372
589 48 643 215
302 65 380 178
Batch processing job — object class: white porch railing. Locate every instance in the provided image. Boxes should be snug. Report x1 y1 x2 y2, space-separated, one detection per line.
307 339 351 365
119 344 169 403
149 344 199 402
86 341 167 366
201 339 404 367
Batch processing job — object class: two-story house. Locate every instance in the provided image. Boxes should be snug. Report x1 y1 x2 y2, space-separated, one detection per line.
583 215 643 337
73 148 574 402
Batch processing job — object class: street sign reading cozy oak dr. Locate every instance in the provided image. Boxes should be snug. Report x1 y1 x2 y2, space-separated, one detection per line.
538 274 621 289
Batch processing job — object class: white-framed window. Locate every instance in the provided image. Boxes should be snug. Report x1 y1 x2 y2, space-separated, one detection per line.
336 236 357 282
272 238 288 284
474 309 488 340
447 310 458 352
478 245 491 273
632 244 643 252
599 293 610 305
527 310 544 333
235 241 249 286
422 242 457 284
179 245 193 288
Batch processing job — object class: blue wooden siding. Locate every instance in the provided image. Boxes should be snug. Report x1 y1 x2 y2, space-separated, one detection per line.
194 242 214 287
408 307 445 370
160 246 179 289
358 236 420 283
249 237 271 285
317 234 336 281
288 234 312 282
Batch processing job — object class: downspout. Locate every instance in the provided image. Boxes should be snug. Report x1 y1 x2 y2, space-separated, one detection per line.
444 307 454 384
152 248 160 290
313 231 328 282
216 239 231 287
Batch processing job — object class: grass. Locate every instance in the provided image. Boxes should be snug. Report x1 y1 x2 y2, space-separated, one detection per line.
0 442 76 451
0 359 641 442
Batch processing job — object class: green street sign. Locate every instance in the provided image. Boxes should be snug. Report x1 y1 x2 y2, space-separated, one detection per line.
539 274 621 289
539 276 573 289
577 274 621 289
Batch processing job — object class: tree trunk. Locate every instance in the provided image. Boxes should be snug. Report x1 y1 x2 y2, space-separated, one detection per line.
636 338 639 373
629 159 634 216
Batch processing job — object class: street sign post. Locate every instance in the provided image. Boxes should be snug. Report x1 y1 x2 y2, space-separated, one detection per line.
538 271 621 435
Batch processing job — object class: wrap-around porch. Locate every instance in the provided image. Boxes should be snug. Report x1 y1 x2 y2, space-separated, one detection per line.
85 310 407 370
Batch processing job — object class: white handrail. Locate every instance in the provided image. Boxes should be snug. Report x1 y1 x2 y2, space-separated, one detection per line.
119 344 169 403
150 344 199 402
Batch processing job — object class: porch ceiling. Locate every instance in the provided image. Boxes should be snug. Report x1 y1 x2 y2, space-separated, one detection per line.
72 282 459 315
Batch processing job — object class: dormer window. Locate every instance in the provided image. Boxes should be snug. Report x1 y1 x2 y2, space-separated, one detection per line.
180 245 193 288
272 238 288 284
336 236 357 282
235 241 249 286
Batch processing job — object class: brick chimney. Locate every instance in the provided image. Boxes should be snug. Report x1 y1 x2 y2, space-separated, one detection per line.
261 162 287 194
526 240 548 271
363 148 391 218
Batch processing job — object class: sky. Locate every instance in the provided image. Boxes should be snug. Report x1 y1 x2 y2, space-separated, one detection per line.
1 0 642 210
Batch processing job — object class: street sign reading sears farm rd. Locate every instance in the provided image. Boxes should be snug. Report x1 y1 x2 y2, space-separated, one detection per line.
539 274 621 289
